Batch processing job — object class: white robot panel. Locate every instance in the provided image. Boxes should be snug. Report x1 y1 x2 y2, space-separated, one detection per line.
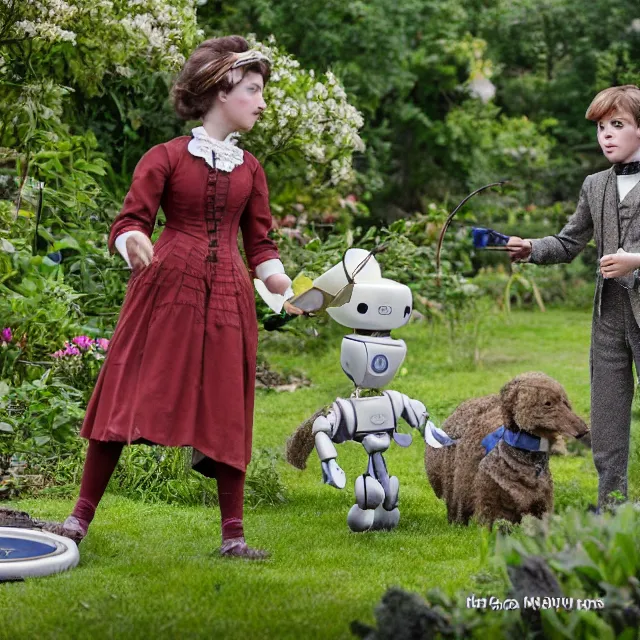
327 279 412 331
340 335 407 388
313 248 381 296
350 395 396 436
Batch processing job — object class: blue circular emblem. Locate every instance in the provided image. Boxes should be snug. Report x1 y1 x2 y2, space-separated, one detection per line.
0 536 58 561
371 354 388 373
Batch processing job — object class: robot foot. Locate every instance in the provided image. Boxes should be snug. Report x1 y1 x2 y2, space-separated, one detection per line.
347 505 375 532
371 505 400 531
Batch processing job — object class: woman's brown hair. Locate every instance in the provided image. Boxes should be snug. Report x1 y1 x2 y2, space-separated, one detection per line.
172 36 271 121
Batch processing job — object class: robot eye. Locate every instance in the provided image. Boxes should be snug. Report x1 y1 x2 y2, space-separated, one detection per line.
404 306 411 317
357 303 368 314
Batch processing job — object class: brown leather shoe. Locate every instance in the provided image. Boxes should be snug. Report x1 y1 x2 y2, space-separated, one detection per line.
219 537 270 560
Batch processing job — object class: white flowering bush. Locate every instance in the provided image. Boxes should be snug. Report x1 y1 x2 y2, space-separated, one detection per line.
242 35 365 189
0 0 202 206
0 0 202 93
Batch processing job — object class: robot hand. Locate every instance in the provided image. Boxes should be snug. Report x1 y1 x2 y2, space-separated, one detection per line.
321 459 346 489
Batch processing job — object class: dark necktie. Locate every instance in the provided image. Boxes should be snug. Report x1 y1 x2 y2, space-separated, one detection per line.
614 161 640 176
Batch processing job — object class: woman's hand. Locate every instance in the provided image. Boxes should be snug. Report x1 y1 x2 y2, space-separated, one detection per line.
283 300 304 316
506 236 532 262
265 273 292 295
600 248 640 278
126 233 154 273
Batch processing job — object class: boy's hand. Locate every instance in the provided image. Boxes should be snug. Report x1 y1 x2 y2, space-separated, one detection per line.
506 236 532 262
126 233 154 273
600 248 640 278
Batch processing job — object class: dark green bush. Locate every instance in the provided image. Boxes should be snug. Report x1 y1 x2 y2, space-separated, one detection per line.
353 504 640 639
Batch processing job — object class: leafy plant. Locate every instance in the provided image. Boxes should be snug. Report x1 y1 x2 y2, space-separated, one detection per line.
354 505 640 639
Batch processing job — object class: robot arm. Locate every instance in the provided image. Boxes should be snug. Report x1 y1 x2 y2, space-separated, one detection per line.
383 390 428 435
383 390 446 448
312 406 346 489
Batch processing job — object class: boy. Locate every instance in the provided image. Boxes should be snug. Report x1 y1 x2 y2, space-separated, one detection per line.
507 84 640 510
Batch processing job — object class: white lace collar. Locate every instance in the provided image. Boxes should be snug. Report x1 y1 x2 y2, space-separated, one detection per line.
187 126 244 172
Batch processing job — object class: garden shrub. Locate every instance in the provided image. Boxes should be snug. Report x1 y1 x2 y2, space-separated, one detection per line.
353 504 640 639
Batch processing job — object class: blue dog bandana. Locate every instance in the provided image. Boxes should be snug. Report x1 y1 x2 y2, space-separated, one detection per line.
481 425 546 455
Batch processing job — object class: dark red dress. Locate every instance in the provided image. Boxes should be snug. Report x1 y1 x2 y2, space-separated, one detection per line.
80 136 281 474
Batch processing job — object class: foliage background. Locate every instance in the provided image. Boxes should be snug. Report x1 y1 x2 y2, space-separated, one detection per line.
2 2 640 636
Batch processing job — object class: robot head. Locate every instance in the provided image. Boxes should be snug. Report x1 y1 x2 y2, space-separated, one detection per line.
327 278 412 331
291 248 413 331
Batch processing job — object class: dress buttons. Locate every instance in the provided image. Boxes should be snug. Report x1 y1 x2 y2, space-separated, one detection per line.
206 254 218 263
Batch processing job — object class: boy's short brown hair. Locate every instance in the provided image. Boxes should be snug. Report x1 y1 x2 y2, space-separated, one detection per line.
585 85 640 125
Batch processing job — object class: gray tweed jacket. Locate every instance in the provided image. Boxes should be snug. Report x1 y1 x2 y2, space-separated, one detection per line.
530 167 640 326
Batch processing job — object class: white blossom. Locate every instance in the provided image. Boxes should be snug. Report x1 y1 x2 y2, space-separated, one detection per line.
468 76 496 103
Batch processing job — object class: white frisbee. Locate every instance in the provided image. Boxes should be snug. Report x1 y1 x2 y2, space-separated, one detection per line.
0 527 79 580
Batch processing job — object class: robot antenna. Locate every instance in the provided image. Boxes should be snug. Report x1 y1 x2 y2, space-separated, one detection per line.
341 243 389 285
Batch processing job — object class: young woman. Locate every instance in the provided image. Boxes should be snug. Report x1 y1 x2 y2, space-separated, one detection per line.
46 36 301 559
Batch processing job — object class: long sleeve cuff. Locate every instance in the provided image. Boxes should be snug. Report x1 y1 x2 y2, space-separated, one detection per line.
114 230 148 269
521 240 534 263
255 259 294 300
255 258 285 280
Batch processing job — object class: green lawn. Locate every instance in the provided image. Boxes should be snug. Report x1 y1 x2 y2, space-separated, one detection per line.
2 308 637 639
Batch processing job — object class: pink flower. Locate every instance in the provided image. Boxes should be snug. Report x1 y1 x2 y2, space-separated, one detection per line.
51 349 65 358
1 328 12 342
72 335 94 350
95 338 110 352
62 343 81 357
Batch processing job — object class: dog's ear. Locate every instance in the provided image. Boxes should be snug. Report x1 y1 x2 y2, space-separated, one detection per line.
499 378 519 428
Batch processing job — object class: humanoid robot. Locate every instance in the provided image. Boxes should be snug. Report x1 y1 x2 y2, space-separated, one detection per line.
286 247 441 532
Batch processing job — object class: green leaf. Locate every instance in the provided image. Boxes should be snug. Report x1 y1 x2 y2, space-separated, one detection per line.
34 435 51 446
52 414 71 430
37 227 55 243
0 421 13 433
53 236 80 251
19 278 38 293
1 239 15 253
74 160 106 176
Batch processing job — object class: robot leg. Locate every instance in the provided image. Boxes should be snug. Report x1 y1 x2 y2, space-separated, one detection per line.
370 452 399 511
368 451 400 529
347 474 385 532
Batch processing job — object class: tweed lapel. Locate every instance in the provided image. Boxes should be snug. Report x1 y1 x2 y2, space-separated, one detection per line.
619 178 640 247
601 169 619 256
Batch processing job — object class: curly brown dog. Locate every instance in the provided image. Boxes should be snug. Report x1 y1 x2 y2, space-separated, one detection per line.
425 372 589 526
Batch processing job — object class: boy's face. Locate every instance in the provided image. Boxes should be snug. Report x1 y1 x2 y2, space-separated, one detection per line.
596 110 640 164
